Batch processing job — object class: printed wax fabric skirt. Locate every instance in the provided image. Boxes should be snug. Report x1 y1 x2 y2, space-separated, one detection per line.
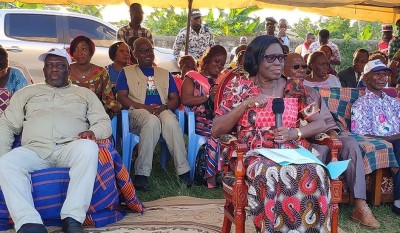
0 139 144 230
246 155 331 233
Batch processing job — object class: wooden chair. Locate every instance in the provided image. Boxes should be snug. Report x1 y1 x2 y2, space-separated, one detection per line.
214 68 342 233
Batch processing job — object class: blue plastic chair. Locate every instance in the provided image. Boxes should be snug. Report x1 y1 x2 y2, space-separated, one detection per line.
185 107 206 181
121 109 185 173
110 115 118 147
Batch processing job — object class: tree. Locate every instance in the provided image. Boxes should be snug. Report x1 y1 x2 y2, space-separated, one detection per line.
292 17 319 39
144 7 188 36
205 7 262 36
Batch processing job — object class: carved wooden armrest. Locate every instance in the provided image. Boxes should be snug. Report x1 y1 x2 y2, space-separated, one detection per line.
308 134 342 162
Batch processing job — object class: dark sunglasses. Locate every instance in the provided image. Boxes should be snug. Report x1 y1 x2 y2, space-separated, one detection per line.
293 64 308 70
263 54 287 63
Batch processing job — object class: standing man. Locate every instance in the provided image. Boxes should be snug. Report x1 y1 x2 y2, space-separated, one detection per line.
351 59 400 217
229 36 247 62
337 49 369 88
0 48 111 233
388 19 400 61
264 17 277 36
277 18 290 48
379 24 393 55
300 32 316 57
117 3 154 45
116 38 190 191
173 9 215 60
308 29 341 65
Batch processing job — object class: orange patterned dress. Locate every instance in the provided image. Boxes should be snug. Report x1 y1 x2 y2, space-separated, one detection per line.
216 76 332 233
69 66 121 118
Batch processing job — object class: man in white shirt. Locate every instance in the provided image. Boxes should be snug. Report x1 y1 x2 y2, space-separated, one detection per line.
277 19 290 48
0 48 111 233
229 36 247 62
308 29 342 65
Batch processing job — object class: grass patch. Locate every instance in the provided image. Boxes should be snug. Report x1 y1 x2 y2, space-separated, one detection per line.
131 144 223 202
339 204 400 232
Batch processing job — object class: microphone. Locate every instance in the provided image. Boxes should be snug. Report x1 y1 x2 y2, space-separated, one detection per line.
272 98 285 149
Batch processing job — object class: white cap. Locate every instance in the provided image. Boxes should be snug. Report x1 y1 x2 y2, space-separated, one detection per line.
38 48 72 65
361 59 392 80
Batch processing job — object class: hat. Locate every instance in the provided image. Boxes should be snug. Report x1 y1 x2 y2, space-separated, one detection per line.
38 48 72 65
265 17 277 24
381 24 393 32
191 9 201 19
361 59 392 80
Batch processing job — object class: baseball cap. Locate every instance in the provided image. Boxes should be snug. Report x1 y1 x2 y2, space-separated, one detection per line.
381 24 393 32
38 48 72 65
191 9 201 19
361 59 392 80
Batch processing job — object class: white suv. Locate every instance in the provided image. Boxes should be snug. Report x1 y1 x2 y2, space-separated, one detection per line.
0 9 175 83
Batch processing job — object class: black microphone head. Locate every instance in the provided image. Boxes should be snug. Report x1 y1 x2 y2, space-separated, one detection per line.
272 98 285 114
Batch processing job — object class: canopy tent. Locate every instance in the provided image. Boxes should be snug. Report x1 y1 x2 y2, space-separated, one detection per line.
1 0 398 23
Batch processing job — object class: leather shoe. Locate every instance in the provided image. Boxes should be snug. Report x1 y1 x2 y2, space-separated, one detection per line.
17 223 48 233
350 204 380 228
134 175 150 191
62 217 84 233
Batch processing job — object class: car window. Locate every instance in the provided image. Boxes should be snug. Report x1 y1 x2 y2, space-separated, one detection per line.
4 14 58 43
66 16 116 47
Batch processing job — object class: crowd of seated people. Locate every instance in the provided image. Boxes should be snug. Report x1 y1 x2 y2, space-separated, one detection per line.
2 11 400 233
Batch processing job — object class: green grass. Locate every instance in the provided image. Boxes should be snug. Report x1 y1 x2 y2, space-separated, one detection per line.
130 145 400 232
339 204 400 233
131 144 223 202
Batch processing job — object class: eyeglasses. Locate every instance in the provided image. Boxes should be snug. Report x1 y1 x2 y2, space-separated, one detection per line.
136 48 154 54
292 64 308 70
263 54 287 63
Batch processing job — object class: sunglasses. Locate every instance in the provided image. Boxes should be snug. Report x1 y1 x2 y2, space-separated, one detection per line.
292 64 308 70
263 54 287 63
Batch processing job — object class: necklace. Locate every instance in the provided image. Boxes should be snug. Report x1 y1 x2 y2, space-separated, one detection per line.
76 65 92 79
256 77 279 97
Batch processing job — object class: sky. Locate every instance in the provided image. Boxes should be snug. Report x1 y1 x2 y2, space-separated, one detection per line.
101 3 322 25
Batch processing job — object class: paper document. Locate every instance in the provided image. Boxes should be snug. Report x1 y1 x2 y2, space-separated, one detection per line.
250 147 349 179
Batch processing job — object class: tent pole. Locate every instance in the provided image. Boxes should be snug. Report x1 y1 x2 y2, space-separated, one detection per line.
184 0 193 55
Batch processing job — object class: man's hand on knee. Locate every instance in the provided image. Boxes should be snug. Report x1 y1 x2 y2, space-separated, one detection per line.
78 130 96 141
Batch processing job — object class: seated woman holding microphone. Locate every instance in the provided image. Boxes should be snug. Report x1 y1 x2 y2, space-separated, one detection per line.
212 35 333 232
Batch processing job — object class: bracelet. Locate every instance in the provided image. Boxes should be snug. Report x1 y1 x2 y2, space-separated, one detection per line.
295 128 302 141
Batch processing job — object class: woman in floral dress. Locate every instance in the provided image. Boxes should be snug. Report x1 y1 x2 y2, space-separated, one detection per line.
69 36 121 118
212 35 332 232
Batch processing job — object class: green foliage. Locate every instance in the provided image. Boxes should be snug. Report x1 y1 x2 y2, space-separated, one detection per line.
333 39 377 71
144 7 188 36
292 17 319 38
112 19 129 29
144 7 262 36
292 16 382 41
204 7 262 36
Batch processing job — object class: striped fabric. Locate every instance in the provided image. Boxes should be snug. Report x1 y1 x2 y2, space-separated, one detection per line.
0 139 143 230
314 87 398 174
